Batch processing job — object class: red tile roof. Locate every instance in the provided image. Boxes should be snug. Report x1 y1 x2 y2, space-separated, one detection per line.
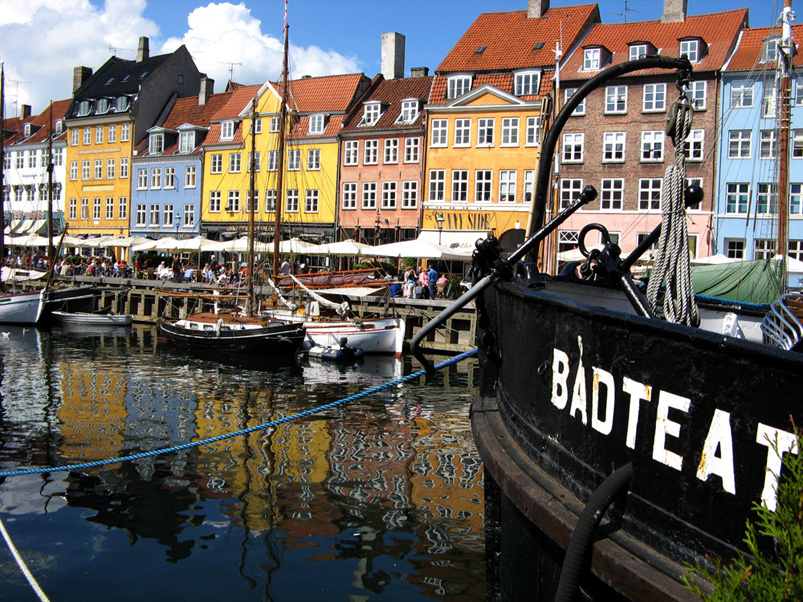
276 73 371 114
437 4 600 73
727 24 803 70
341 75 434 132
5 99 71 146
561 9 748 80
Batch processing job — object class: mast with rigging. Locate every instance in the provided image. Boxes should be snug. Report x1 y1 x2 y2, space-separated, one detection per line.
272 12 290 277
777 0 795 291
0 64 5 286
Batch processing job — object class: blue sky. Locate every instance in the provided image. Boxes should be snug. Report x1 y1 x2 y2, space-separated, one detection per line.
0 0 791 115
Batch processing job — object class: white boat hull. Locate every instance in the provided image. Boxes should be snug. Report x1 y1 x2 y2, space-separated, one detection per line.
266 311 405 355
52 311 133 326
0 290 45 325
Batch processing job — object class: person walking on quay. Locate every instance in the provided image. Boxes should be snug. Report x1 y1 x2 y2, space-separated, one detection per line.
171 254 182 283
427 264 437 300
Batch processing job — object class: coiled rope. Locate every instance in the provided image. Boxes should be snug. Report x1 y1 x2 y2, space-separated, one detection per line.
647 96 700 327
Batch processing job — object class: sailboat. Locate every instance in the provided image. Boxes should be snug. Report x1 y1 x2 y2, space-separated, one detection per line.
412 34 803 601
0 63 47 325
157 19 305 354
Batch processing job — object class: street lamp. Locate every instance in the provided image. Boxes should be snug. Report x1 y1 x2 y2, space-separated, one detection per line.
436 212 445 245
175 211 181 237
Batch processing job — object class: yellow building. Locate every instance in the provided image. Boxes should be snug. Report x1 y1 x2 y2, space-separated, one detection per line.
423 3 599 253
63 38 200 238
200 75 371 246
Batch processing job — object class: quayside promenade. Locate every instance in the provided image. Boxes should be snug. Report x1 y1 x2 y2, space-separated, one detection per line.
45 273 476 355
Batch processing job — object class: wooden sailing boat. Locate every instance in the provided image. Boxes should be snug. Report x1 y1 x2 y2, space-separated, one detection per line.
0 63 47 324
157 15 305 354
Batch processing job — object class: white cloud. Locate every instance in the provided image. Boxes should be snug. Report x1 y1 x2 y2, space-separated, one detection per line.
0 0 158 115
159 3 359 91
0 1 360 117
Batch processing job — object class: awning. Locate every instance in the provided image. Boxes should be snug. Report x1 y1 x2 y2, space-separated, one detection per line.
417 230 488 253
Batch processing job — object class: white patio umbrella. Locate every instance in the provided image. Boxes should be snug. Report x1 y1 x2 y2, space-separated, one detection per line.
101 236 150 249
171 235 217 252
6 234 52 247
82 236 116 249
359 239 472 261
277 237 318 254
204 237 273 254
310 239 373 255
131 238 179 252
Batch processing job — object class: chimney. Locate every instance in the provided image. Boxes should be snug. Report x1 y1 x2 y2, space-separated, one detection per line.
136 36 149 62
661 0 688 23
528 0 550 18
381 32 405 80
410 67 429 78
73 66 93 93
20 105 32 119
199 76 214 106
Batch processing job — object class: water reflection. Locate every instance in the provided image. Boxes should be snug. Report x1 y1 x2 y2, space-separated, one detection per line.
0 324 484 601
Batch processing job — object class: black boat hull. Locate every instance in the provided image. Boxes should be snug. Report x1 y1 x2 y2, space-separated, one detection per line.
158 319 306 354
475 280 803 601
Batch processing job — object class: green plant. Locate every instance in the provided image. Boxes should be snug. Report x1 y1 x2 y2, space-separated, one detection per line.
682 424 803 601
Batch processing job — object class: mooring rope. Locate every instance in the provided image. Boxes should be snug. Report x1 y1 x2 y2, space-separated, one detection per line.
0 514 50 601
0 348 478 479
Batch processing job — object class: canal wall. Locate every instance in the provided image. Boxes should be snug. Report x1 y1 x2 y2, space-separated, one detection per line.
50 275 477 355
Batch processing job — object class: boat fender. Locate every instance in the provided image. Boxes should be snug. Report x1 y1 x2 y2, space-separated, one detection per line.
555 462 634 602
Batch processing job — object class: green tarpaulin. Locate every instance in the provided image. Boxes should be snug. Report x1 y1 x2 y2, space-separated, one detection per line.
691 259 784 305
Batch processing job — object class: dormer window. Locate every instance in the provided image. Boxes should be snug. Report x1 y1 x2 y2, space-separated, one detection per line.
77 100 91 116
308 113 326 134
178 131 196 153
583 48 601 71
96 99 110 114
680 39 703 63
762 36 781 63
220 120 235 141
149 132 164 155
629 43 649 61
115 96 129 112
397 99 420 124
447 75 472 99
514 70 541 96
360 102 381 126
55 120 64 135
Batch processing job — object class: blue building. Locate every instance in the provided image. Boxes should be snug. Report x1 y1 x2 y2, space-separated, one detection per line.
130 78 223 240
716 24 803 261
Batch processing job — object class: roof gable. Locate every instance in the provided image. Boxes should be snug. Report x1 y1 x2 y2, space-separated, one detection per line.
727 24 803 71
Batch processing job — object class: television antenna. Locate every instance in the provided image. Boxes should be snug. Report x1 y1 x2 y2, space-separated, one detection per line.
609 0 641 23
108 45 135 57
7 79 31 116
219 62 243 82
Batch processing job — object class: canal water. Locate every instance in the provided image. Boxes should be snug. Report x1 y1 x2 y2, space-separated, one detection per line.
0 324 484 601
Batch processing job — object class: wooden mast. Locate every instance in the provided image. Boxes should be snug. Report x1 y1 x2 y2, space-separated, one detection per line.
272 13 290 277
247 91 257 315
777 0 794 291
47 102 55 265
0 64 5 286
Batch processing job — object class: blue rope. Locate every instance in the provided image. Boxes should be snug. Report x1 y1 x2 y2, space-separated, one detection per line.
0 348 478 479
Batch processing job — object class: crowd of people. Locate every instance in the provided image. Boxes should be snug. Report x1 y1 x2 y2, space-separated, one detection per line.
389 264 450 299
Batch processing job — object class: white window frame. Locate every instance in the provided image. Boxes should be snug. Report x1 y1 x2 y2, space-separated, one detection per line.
431 119 448 147
361 182 377 209
560 178 584 210
402 181 418 209
307 149 320 170
680 39 700 63
477 118 495 147
643 83 667 112
381 181 397 209
726 183 750 214
629 44 648 61
305 189 319 213
514 70 541 96
731 81 754 108
363 140 379 165
641 131 664 162
583 48 601 71
447 75 472 99
562 133 584 163
499 170 517 202
287 149 300 171
220 120 235 141
600 178 625 210
404 137 420 163
684 129 705 161
639 178 662 211
383 139 399 164
185 165 196 188
475 170 493 202
603 132 626 163
342 182 357 209
728 130 752 159
452 170 469 202
454 118 471 147
605 86 628 114
344 140 359 166
209 190 221 213
308 113 325 134
429 170 446 201
501 117 519 147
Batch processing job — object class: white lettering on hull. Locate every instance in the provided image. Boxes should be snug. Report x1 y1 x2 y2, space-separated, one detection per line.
549 345 797 511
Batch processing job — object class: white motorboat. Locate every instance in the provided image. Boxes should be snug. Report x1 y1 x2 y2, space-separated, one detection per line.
52 311 133 326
